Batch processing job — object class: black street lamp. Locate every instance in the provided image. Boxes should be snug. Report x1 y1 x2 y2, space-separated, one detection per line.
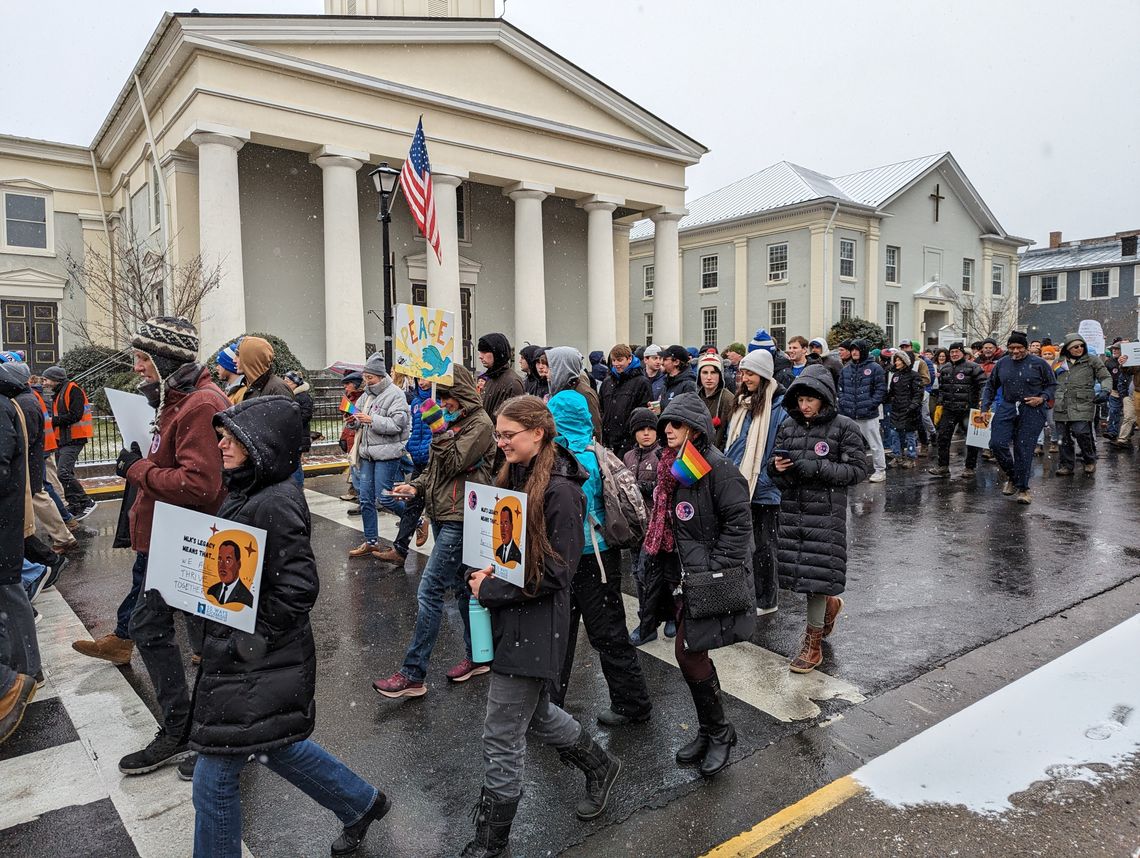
370 162 401 370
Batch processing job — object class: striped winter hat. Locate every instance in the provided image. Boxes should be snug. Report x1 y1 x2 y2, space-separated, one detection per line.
217 341 241 374
132 317 199 365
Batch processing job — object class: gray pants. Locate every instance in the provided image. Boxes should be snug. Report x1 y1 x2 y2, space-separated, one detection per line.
855 417 887 473
0 582 41 678
56 443 91 511
483 672 580 800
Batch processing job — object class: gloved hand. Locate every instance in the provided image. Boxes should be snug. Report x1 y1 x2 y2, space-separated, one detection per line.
115 442 143 478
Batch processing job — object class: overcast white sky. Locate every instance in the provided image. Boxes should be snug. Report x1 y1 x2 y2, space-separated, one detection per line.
3 0 1137 246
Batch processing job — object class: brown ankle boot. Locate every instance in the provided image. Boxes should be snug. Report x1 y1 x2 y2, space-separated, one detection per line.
789 626 824 674
72 634 134 665
372 547 406 566
821 596 843 638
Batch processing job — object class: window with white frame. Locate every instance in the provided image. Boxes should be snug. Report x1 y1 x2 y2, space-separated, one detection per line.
1090 269 1110 298
840 298 854 322
700 255 719 290
151 165 161 230
2 190 51 252
644 313 653 343
839 238 855 278
991 262 1004 296
885 301 898 347
455 183 470 242
961 307 974 336
768 243 788 282
769 300 787 350
1040 274 1059 302
962 258 974 292
643 264 655 298
702 307 718 346
885 246 900 283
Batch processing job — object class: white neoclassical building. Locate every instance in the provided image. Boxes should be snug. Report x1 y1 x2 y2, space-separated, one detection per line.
0 0 704 371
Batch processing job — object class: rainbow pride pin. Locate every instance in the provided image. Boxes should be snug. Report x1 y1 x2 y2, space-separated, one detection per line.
339 396 357 415
420 398 447 433
671 439 712 487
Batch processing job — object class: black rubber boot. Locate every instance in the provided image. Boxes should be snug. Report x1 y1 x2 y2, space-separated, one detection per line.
557 728 622 820
460 789 518 857
687 673 736 777
675 678 711 765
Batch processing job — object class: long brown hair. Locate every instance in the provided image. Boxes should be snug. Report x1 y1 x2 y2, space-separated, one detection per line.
734 373 773 421
495 396 562 596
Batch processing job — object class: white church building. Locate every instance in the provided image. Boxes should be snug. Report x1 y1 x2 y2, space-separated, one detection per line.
0 0 705 371
629 152 1031 351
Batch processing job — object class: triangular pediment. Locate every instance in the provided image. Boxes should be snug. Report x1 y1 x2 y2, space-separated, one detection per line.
171 16 705 163
0 267 67 287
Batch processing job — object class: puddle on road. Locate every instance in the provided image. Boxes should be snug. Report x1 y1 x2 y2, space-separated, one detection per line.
853 614 1140 815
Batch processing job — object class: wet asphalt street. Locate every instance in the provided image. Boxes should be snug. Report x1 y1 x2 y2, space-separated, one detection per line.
23 442 1140 857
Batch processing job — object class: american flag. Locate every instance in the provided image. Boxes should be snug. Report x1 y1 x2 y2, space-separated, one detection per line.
399 117 441 263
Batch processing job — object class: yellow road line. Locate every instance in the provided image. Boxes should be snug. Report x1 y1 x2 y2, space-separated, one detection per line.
701 775 863 857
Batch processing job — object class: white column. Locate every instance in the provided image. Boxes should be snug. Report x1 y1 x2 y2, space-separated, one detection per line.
651 209 686 345
865 221 881 323
506 182 554 348
188 124 249 353
579 195 621 351
733 237 749 343
612 223 632 344
426 170 465 356
311 147 368 365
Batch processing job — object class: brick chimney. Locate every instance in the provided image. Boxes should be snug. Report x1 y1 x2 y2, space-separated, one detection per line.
1049 231 1062 249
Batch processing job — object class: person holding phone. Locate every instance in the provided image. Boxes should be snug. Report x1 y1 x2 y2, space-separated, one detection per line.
768 365 871 674
724 348 787 616
461 395 620 857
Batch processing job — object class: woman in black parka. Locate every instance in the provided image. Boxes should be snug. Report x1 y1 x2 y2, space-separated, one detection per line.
643 393 754 778
190 396 389 858
768 366 870 674
886 350 924 467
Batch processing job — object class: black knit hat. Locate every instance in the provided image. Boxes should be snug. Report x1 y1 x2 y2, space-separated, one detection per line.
1007 330 1029 348
949 341 965 352
628 407 658 434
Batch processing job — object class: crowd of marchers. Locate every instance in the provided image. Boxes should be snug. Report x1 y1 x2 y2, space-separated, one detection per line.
0 312 1132 857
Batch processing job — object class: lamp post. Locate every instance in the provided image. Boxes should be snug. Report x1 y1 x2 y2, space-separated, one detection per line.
370 162 401 371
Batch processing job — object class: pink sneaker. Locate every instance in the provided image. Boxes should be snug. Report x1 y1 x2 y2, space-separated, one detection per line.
372 672 427 698
446 658 491 683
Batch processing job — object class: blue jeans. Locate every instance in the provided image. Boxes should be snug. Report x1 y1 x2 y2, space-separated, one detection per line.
357 457 407 543
21 559 46 600
291 462 304 487
192 739 378 858
400 521 472 681
44 479 72 522
115 551 149 639
889 429 918 459
1107 395 1124 439
989 401 1046 491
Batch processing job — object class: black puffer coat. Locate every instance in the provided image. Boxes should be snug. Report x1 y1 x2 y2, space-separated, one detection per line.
519 345 548 399
656 393 755 652
886 361 924 432
937 357 985 414
0 386 27 586
190 395 319 756
768 366 871 596
477 444 587 681
599 360 653 458
838 339 886 420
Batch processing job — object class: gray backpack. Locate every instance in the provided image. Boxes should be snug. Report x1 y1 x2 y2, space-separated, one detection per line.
589 443 648 550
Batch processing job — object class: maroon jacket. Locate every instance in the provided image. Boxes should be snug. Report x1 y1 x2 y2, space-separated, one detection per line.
126 367 229 553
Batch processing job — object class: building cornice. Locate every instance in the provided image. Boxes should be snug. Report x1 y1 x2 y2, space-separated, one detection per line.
0 135 94 167
630 200 875 248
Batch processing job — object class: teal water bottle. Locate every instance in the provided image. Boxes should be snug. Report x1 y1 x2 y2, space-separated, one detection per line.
469 596 494 663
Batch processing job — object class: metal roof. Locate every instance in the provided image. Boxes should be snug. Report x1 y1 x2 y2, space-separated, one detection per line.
630 153 948 241
1019 240 1135 273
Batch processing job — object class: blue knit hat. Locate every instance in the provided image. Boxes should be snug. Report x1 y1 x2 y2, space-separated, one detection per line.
749 328 777 354
217 341 240 374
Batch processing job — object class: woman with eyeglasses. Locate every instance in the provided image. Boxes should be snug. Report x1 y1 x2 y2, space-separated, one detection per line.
462 395 621 857
644 392 753 777
190 396 389 857
546 384 652 728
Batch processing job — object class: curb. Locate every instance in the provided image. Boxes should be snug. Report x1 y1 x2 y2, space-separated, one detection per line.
82 460 349 500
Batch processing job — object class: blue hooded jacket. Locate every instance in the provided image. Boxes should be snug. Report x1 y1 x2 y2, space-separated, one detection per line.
405 382 433 465
725 390 787 506
548 389 607 554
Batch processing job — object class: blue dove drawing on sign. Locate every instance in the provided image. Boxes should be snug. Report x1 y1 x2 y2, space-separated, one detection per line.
422 345 452 378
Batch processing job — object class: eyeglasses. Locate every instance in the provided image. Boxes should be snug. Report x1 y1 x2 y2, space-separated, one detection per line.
493 429 530 443
667 420 686 430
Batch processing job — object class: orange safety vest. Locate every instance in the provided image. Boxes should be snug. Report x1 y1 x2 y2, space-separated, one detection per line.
54 381 94 440
32 388 57 452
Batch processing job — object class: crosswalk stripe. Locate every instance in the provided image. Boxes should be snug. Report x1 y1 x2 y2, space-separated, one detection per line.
620 594 865 722
304 489 435 556
0 740 109 828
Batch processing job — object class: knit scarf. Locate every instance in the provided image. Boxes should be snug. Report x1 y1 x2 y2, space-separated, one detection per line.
725 382 776 498
644 445 679 556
